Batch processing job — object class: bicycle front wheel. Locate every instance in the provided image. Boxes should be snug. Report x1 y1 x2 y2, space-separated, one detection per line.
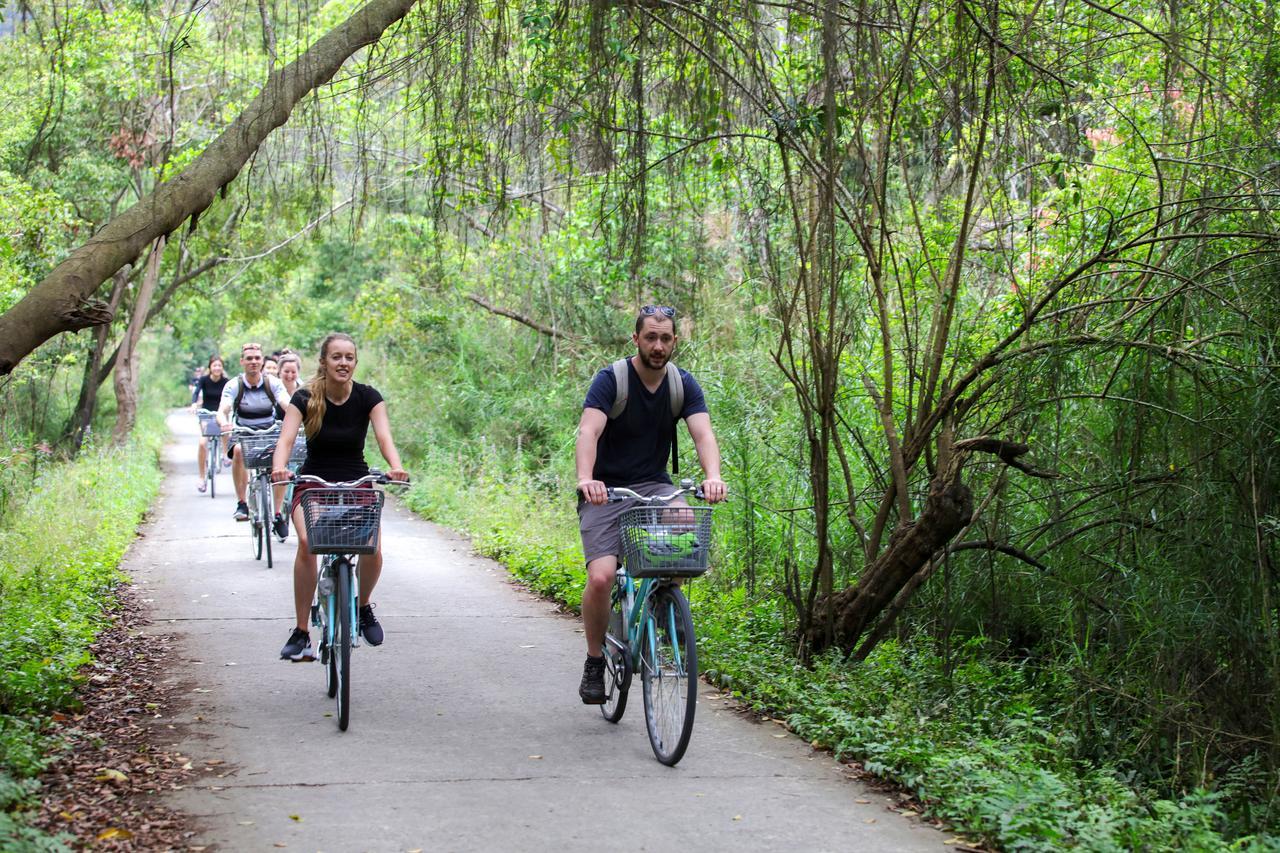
640 584 697 765
334 560 353 731
206 443 217 499
259 478 274 568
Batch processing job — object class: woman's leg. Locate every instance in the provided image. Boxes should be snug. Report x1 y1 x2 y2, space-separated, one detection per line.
357 543 382 607
292 503 317 631
197 436 208 479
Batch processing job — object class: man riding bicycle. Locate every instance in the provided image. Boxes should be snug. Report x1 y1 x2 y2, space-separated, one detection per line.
218 342 289 523
575 305 727 704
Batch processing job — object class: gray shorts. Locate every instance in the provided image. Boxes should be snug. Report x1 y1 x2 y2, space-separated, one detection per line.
578 480 688 565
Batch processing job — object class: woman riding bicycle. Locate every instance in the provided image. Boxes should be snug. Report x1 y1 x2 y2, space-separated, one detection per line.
189 355 229 492
270 332 408 662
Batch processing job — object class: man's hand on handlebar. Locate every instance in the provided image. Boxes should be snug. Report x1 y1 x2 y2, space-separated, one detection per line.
578 479 608 505
700 478 727 503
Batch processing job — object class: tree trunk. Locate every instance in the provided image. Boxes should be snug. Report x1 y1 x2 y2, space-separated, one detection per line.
805 470 974 655
111 237 166 444
0 0 421 376
65 266 132 450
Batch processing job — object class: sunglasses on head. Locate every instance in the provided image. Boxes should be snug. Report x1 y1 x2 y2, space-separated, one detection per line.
640 305 676 318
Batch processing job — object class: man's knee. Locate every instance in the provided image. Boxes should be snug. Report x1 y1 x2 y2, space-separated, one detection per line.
585 557 617 592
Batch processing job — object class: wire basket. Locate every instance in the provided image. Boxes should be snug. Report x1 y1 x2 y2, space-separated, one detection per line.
197 412 222 438
300 488 385 555
288 433 307 467
239 428 281 470
619 505 712 578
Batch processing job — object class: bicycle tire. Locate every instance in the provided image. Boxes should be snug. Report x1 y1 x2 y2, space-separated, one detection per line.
260 478 274 568
640 585 697 765
335 559 353 731
601 587 631 723
319 572 337 698
206 442 217 499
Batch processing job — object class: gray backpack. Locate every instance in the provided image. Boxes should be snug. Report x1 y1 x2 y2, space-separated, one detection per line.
608 358 685 474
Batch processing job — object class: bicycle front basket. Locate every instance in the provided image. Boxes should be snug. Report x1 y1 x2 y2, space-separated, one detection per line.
239 429 281 470
619 505 712 578
198 413 222 437
288 433 307 466
300 488 385 555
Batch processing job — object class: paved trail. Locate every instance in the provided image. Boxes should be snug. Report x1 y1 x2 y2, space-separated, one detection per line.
131 413 949 851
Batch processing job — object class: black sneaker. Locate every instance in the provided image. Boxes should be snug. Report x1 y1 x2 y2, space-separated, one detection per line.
234 500 249 521
579 655 606 704
358 604 384 646
279 628 314 661
272 512 288 540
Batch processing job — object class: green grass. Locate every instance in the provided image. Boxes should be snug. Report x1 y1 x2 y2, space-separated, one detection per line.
0 422 163 851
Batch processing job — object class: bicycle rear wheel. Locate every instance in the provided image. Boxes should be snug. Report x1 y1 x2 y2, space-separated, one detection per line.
334 560 353 731
601 586 631 723
259 477 273 568
640 585 697 765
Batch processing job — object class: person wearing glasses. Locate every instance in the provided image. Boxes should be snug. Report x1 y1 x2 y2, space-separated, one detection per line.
573 305 727 704
218 342 289 522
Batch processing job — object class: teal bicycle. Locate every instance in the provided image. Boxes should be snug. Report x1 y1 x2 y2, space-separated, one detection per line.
599 479 713 766
295 472 404 731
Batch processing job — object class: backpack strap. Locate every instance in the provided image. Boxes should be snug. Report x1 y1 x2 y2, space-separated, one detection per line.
666 362 684 475
608 358 629 419
233 376 284 422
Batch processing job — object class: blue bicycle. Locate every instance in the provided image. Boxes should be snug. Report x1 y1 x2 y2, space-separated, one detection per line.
295 472 403 731
599 479 713 765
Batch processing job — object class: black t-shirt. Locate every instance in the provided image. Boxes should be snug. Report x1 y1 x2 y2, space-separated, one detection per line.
582 359 708 487
191 374 230 411
290 382 385 482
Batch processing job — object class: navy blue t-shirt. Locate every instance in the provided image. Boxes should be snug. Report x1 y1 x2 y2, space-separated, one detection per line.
583 359 708 486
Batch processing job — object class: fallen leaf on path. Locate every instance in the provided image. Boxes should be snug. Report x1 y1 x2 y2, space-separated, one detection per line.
519 644 536 648
94 768 128 784
733 815 743 821
772 733 787 738
855 798 870 804
289 814 301 821
864 818 877 824
97 827 134 840
238 821 255 826
528 755 543 760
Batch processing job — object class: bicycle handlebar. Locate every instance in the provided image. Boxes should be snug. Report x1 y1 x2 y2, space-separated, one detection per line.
288 471 410 488
605 479 714 504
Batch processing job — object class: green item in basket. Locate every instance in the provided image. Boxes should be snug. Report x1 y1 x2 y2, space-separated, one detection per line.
640 530 700 566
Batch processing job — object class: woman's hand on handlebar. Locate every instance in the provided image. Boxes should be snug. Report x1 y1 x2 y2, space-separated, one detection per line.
386 468 410 483
270 467 292 484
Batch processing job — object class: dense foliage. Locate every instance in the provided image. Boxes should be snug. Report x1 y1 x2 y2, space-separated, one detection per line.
1 0 1277 847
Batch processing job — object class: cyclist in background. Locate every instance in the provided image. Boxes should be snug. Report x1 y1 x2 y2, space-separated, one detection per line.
278 352 303 398
271 351 306 537
270 332 408 662
218 343 288 522
263 354 280 378
574 305 726 703
189 355 229 493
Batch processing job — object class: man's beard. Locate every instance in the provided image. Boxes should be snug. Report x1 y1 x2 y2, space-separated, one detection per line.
638 349 669 370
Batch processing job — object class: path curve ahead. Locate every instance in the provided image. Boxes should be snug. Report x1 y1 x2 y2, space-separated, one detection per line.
132 413 949 851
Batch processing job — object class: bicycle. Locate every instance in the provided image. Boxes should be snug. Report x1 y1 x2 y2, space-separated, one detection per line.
195 410 222 498
597 479 714 766
274 434 308 542
234 425 283 568
294 471 403 731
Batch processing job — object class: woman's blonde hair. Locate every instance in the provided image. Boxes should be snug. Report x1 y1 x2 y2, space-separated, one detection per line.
303 333 357 438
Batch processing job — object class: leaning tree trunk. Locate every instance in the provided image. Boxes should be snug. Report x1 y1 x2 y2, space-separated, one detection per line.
111 237 165 444
66 265 131 450
0 0 420 376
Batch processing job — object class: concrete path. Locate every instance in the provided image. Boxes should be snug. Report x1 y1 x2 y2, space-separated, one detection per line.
131 413 950 851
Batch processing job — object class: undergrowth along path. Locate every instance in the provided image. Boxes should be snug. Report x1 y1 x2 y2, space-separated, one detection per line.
129 412 949 850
